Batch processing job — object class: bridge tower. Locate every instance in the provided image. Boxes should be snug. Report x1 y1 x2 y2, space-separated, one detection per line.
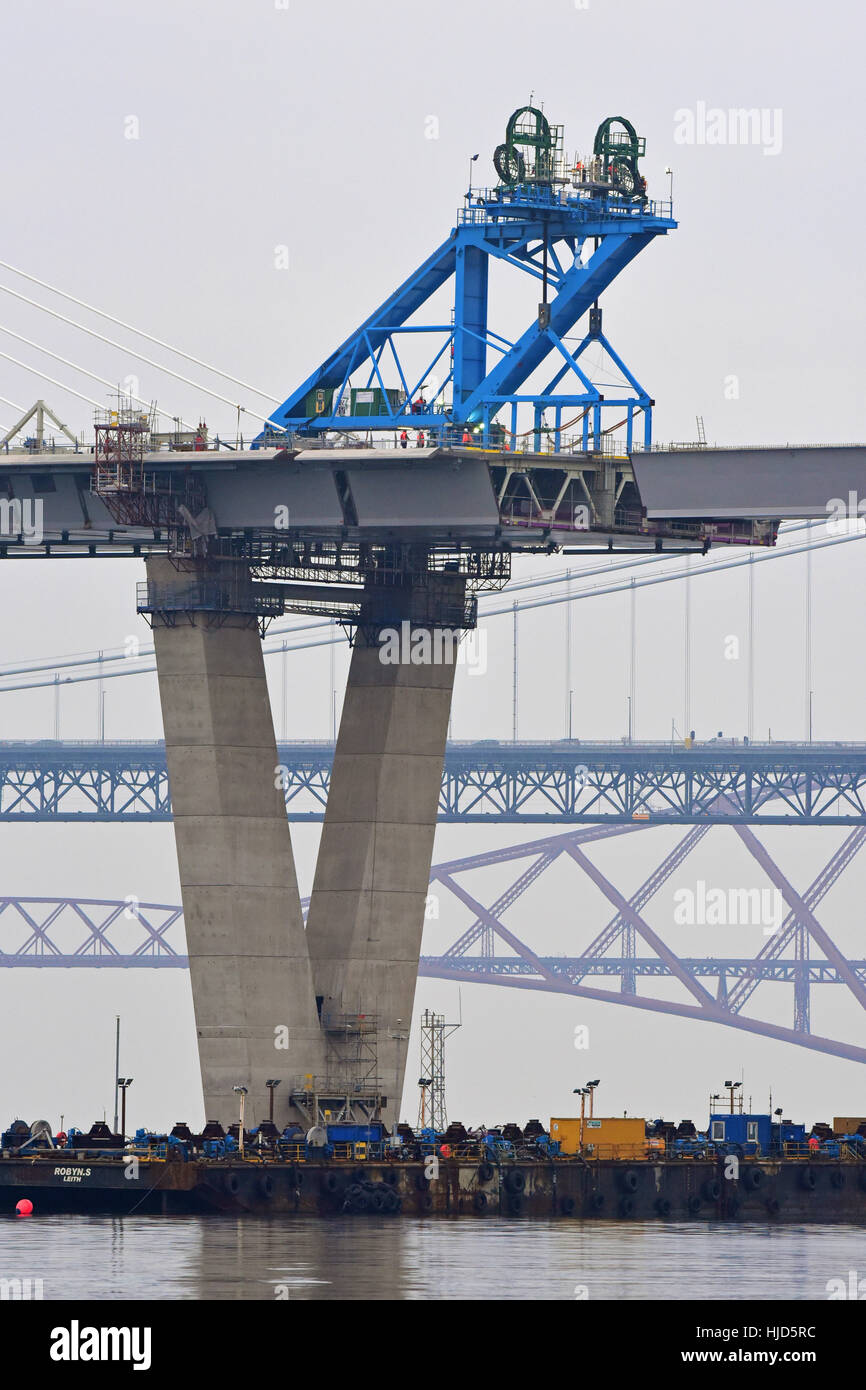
92 106 676 1131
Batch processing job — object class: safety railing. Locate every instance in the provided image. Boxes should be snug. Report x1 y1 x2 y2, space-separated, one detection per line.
458 187 673 224
136 580 285 621
779 1141 865 1161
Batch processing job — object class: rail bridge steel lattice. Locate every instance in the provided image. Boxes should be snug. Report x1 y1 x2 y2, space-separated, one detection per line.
5 105 866 1128
3 808 866 1067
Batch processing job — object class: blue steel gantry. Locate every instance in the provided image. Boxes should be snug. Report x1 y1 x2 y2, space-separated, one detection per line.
258 109 674 454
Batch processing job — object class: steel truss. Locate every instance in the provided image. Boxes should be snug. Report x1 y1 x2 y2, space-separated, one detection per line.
2 814 865 1064
257 113 675 452
4 741 866 824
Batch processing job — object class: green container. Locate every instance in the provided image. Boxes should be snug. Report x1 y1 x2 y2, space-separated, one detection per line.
349 386 403 418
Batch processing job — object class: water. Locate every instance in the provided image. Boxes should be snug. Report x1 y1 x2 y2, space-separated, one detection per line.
4 1217 865 1299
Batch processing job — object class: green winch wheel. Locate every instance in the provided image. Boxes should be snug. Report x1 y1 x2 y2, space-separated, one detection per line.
611 157 636 196
494 143 526 186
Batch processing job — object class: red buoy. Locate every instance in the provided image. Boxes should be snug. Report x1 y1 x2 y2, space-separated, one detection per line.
15 1198 33 1216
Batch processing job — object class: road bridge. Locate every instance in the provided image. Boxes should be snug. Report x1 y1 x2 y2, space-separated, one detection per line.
2 740 866 825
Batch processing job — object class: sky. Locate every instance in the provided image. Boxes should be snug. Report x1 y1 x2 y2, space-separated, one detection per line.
0 0 864 1136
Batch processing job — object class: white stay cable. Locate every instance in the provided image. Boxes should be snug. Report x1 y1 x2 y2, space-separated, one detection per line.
0 258 279 403
0 282 272 423
0 350 103 412
0 325 195 431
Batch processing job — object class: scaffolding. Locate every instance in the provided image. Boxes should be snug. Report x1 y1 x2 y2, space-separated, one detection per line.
92 399 153 502
90 394 207 533
286 1011 385 1127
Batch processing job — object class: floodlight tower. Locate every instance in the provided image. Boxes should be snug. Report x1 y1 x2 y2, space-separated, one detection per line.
258 108 676 455
417 1009 461 1133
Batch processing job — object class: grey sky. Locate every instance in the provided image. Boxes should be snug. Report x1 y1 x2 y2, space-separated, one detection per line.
0 0 864 1136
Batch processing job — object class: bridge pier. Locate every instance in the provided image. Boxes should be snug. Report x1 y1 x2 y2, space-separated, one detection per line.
144 557 324 1130
305 576 463 1126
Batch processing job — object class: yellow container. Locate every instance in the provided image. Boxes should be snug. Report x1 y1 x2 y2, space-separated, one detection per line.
550 1116 646 1155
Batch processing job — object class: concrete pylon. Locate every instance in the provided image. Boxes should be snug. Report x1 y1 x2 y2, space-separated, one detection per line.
305 576 464 1125
145 557 324 1130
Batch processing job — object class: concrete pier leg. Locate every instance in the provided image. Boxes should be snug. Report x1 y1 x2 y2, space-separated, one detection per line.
305 577 463 1125
145 557 323 1130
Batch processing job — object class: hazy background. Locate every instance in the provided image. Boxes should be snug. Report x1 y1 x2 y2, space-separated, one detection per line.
0 0 864 1136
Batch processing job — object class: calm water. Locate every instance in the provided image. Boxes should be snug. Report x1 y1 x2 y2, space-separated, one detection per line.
3 1217 865 1299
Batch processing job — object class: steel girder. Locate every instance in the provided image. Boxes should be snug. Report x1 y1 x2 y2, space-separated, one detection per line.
4 741 866 824
257 189 674 449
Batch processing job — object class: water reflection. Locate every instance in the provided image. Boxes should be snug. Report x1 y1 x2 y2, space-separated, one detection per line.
3 1216 863 1300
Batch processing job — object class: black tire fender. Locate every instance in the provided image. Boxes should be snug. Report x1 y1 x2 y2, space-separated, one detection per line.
743 1165 764 1191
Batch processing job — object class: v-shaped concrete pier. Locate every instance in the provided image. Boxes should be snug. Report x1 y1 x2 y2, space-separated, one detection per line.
147 560 461 1131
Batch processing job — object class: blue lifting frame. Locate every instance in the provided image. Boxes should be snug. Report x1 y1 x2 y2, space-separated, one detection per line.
257 118 676 454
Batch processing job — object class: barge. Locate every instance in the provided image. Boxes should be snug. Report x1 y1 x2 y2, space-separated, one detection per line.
6 1104 865 1221
4 1148 866 1221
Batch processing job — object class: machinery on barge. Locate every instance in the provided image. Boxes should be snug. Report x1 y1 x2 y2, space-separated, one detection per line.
3 1103 865 1221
